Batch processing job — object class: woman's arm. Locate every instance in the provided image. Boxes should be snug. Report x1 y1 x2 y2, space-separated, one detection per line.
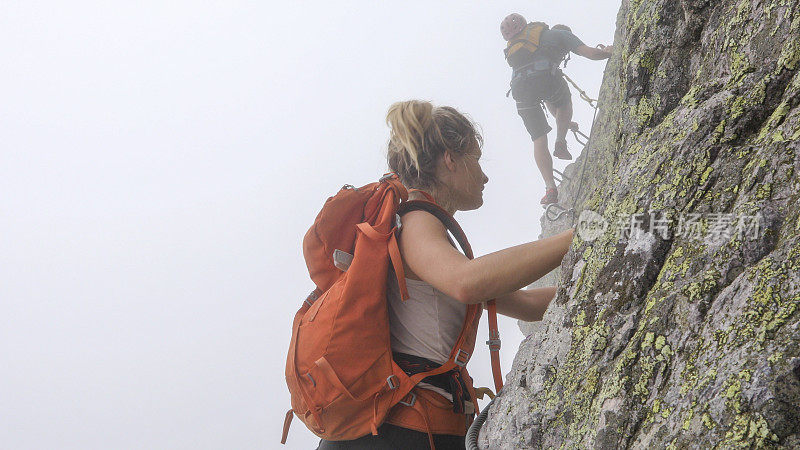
495 287 557 322
398 210 573 304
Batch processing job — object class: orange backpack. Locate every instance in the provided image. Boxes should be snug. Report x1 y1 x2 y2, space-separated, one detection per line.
282 173 503 446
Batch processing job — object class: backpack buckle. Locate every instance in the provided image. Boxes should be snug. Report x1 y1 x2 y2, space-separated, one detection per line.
487 324 502 350
386 375 399 390
333 249 354 272
303 290 319 307
399 392 416 407
455 350 470 367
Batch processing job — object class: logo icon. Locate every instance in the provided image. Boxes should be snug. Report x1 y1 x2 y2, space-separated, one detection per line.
576 210 608 242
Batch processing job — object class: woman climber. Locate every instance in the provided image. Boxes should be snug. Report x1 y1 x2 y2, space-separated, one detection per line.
316 100 573 449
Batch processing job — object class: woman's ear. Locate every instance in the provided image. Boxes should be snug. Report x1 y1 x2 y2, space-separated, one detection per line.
442 149 458 172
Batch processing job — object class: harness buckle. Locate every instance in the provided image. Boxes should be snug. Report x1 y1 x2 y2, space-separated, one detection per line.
455 349 470 367
399 392 417 407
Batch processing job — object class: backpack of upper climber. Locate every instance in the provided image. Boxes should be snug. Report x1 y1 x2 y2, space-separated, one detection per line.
281 173 490 445
502 14 549 68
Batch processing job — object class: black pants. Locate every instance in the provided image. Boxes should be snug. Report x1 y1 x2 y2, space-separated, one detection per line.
511 71 571 140
316 423 465 450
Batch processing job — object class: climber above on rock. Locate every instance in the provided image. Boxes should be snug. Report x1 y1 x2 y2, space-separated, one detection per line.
501 13 613 205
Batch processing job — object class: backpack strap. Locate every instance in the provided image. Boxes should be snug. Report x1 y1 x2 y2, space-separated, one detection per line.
504 22 547 61
408 188 437 204
397 200 505 394
398 200 473 257
280 409 293 444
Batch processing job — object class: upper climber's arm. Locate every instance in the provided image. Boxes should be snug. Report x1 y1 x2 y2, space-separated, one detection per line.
574 44 613 60
561 30 586 53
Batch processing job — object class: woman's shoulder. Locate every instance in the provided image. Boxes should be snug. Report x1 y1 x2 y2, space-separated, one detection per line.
397 209 453 280
399 209 448 237
397 209 450 253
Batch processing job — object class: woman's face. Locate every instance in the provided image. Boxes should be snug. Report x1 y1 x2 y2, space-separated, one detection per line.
451 141 489 211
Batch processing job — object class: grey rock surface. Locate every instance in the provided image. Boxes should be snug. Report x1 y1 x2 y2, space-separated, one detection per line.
483 0 800 447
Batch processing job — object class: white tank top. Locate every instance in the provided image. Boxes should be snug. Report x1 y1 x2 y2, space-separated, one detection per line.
386 271 467 365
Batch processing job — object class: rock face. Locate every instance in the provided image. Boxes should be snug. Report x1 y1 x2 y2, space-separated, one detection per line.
483 0 800 447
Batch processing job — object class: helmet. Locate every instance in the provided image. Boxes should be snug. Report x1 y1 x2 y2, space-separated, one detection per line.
501 13 527 41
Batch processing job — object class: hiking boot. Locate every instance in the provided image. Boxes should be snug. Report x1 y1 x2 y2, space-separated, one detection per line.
540 187 558 205
553 139 573 160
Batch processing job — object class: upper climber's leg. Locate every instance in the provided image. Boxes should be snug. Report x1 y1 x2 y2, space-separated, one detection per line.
546 77 574 161
533 134 558 204
555 99 573 145
513 80 558 204
533 133 556 189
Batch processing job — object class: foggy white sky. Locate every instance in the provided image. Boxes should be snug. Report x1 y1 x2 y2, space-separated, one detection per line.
1 1 617 448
